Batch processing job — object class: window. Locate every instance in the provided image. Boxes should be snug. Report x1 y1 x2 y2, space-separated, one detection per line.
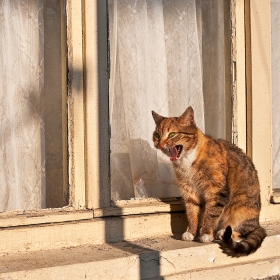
0 0 67 212
108 0 232 201
1 0 280 243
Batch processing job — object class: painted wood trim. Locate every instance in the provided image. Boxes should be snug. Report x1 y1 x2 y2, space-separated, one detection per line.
94 200 185 217
67 0 86 208
232 0 247 152
84 0 111 209
0 200 184 227
61 0 69 208
245 0 253 157
0 209 93 228
249 0 273 206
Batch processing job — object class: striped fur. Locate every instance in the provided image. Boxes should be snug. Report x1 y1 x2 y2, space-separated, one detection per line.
152 106 266 257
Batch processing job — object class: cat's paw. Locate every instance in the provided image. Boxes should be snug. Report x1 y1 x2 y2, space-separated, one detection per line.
215 229 225 241
200 234 214 243
182 231 194 241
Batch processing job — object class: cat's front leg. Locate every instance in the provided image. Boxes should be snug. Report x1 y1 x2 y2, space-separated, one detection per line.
182 196 200 241
200 228 214 242
200 196 223 243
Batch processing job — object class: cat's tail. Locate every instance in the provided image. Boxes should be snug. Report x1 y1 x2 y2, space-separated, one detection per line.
221 225 266 257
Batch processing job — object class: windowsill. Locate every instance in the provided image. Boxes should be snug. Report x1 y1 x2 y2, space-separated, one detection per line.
1 202 280 256
1 196 280 228
1 220 280 279
0 199 185 227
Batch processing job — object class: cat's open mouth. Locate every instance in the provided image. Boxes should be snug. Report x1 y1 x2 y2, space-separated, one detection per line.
168 145 183 161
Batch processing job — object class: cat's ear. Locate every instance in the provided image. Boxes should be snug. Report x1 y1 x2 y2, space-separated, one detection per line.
152 111 165 126
178 106 195 126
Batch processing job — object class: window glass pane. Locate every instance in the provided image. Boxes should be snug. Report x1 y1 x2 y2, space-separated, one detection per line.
0 0 67 211
109 0 231 201
271 0 280 189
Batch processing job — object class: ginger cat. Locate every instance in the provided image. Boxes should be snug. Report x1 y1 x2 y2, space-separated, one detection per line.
152 106 266 257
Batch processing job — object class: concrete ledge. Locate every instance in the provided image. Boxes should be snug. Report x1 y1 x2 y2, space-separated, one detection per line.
0 212 187 254
1 220 280 279
163 258 280 280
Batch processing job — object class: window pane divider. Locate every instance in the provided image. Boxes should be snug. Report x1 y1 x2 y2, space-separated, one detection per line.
67 0 86 209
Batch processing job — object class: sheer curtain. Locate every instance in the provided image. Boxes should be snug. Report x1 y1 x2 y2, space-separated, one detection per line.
0 0 45 211
198 0 231 141
271 0 280 189
0 0 66 212
109 0 230 201
109 0 201 201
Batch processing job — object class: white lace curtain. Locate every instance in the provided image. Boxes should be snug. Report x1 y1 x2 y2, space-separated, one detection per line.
109 0 230 200
271 0 280 189
0 0 66 212
0 0 45 211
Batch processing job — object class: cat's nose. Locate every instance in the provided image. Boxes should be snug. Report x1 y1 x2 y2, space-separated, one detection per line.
159 142 166 149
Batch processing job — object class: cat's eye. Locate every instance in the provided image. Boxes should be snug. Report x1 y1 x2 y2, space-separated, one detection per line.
154 132 160 140
168 132 176 138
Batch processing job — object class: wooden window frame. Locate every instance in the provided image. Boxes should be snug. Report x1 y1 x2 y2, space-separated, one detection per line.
0 0 92 228
238 0 280 219
79 0 280 221
84 0 278 218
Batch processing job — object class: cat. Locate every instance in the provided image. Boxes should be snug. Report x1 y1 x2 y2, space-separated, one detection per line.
152 106 266 257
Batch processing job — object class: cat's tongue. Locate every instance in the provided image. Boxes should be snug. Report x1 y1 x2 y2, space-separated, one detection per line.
169 147 178 161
